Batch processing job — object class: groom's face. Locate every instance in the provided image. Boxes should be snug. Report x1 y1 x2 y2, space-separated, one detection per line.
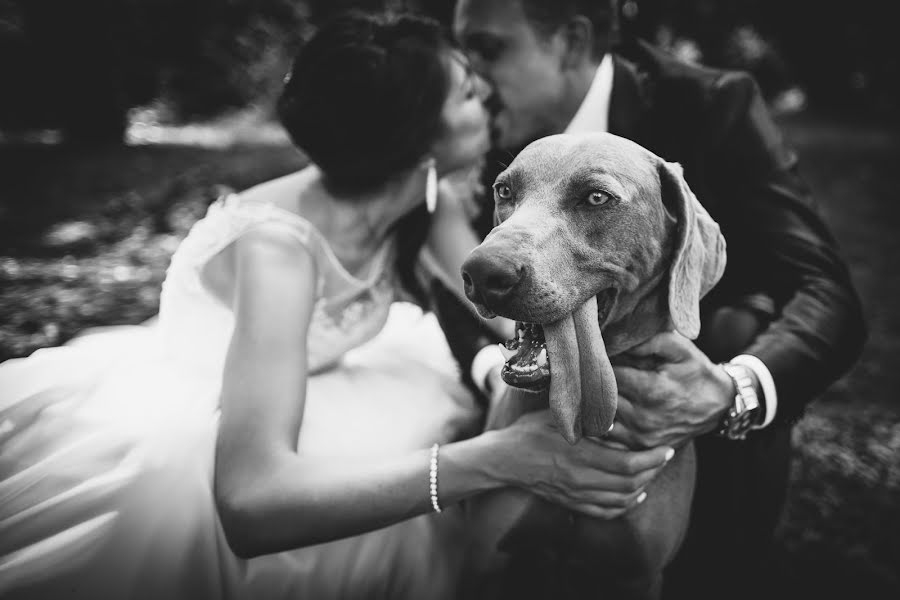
454 0 569 151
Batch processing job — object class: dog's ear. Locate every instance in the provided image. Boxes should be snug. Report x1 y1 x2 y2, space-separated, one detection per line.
658 161 727 339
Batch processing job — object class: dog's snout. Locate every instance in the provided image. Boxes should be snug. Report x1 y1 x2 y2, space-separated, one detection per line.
461 249 526 309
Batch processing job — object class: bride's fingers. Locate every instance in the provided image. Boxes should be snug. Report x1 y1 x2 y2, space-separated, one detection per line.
574 440 674 476
577 465 663 494
577 488 648 509
566 503 627 520
566 489 649 520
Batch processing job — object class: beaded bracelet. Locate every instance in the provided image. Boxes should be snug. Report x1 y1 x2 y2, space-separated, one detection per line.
429 443 442 513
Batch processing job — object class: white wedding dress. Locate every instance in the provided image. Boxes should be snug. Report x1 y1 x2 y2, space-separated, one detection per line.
0 194 483 599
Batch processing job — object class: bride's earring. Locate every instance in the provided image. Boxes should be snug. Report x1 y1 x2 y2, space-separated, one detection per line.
425 158 438 214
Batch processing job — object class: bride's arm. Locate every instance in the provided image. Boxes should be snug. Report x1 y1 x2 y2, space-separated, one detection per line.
423 178 515 341
213 225 670 559
214 226 502 557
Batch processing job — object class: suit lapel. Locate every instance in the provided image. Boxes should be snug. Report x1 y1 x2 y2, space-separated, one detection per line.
608 52 654 146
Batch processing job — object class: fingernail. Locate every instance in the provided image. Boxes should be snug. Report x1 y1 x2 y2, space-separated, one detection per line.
664 448 675 462
637 491 648 504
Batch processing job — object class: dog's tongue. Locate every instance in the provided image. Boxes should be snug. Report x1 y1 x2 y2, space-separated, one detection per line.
543 296 617 444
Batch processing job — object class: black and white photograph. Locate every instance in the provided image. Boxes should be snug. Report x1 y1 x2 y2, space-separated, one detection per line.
0 1 896 599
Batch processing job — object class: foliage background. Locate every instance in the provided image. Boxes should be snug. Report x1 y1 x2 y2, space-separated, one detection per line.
0 0 896 141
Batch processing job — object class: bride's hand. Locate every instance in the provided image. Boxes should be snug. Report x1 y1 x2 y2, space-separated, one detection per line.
493 410 674 519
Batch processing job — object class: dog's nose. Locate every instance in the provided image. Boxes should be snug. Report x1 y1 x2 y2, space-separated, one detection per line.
461 249 526 309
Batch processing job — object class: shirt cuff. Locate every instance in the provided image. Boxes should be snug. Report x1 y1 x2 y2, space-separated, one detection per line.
470 344 505 395
731 354 778 429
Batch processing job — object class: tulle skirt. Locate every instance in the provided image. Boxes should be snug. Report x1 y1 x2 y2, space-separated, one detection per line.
0 303 481 600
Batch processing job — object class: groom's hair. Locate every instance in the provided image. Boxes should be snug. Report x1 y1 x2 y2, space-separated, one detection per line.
520 0 619 58
278 10 451 193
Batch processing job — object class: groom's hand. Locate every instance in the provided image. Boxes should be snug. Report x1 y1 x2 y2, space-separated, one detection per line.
605 332 734 449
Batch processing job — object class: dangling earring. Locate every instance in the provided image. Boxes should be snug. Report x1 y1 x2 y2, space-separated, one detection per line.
425 158 438 214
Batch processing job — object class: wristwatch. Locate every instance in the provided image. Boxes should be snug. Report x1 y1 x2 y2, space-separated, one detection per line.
717 363 762 440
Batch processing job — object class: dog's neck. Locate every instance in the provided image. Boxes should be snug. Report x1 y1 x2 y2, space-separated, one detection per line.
601 272 671 358
601 212 680 358
600 214 680 358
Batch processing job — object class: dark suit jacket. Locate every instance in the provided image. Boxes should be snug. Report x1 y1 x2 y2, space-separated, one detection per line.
431 40 866 426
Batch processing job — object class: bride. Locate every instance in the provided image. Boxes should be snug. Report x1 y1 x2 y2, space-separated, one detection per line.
0 10 671 600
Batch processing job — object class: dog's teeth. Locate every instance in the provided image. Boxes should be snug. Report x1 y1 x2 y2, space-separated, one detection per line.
536 348 548 367
498 344 517 362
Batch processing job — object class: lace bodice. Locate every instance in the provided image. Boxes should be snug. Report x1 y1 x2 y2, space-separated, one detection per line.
157 194 396 377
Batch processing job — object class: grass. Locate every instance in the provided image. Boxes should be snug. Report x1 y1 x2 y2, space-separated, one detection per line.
0 139 304 358
768 113 900 598
0 113 897 598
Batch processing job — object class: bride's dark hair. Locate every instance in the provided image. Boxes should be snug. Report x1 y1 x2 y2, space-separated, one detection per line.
278 10 454 305
279 11 450 191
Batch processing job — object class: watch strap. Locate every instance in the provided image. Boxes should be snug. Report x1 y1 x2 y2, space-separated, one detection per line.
718 363 761 440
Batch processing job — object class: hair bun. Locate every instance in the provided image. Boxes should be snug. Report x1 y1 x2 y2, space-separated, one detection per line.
278 11 450 193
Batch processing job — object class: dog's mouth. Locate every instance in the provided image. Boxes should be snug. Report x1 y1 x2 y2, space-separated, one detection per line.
499 321 549 390
499 288 617 391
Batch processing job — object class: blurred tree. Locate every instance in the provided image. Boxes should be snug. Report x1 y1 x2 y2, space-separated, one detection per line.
757 0 897 116
619 0 801 108
0 0 309 144
0 0 158 143
306 0 386 24
163 0 309 121
1 0 893 142
618 0 897 117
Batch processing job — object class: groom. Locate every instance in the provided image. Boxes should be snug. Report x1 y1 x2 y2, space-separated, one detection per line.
434 0 866 597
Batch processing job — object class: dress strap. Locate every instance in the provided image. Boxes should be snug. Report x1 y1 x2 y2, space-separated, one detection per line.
231 196 395 288
176 194 327 298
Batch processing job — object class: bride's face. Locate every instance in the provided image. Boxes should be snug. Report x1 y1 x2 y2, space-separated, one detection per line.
429 51 492 174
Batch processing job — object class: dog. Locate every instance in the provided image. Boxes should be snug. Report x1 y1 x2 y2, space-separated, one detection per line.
460 132 726 599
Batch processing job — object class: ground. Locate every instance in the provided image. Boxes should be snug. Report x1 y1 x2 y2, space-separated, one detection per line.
0 112 897 598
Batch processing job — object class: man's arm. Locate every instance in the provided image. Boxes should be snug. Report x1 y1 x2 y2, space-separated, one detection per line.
609 71 865 448
705 71 866 424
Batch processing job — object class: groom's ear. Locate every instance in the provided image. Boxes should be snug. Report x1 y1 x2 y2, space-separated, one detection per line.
560 16 594 70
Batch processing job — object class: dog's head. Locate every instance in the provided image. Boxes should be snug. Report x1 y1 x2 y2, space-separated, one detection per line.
461 133 726 442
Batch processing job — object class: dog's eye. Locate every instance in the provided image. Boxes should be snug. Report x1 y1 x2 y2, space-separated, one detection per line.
585 190 613 207
494 183 512 200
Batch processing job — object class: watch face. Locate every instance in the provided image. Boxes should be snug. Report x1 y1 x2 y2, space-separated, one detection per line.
722 410 753 440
